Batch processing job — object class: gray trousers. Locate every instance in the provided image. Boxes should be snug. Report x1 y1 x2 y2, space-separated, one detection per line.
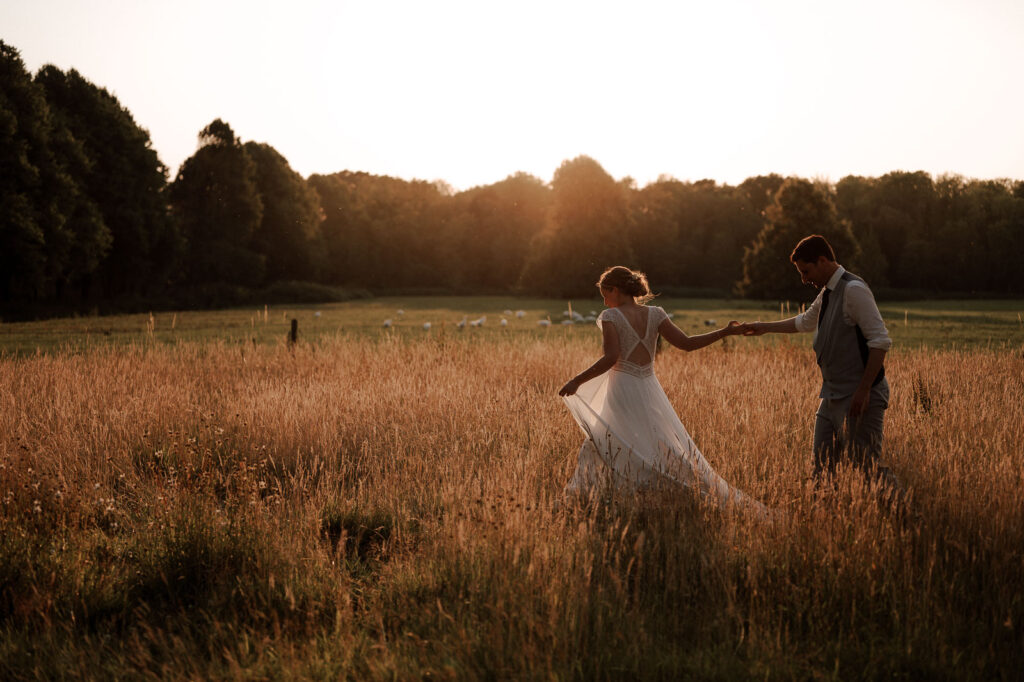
813 379 891 481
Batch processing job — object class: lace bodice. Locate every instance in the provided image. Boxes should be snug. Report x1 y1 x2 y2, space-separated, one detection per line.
598 306 668 377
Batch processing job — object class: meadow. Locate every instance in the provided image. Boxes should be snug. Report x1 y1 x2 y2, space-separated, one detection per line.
1 298 1023 679
2 295 1023 356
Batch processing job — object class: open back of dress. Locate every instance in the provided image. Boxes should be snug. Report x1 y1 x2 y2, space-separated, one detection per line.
562 306 765 513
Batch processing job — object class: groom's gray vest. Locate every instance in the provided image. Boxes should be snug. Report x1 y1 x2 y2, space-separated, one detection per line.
813 271 886 400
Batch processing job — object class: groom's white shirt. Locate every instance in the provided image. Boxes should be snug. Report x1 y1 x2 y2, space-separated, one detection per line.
793 266 892 351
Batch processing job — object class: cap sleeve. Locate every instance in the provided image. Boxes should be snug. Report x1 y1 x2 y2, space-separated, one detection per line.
597 308 614 329
650 306 669 328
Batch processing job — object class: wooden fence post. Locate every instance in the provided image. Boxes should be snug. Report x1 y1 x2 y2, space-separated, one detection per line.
289 319 298 346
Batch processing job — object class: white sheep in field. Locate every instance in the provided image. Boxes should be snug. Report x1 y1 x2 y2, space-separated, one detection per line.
422 322 431 331
500 318 508 327
470 316 486 327
515 310 526 318
382 319 392 328
537 319 551 327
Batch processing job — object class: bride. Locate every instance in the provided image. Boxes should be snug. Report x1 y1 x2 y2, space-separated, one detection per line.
558 266 765 513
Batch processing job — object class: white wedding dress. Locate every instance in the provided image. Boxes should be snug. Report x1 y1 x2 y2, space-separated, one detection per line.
563 305 766 513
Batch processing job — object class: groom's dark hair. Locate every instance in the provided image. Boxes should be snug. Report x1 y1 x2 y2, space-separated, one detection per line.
790 235 836 263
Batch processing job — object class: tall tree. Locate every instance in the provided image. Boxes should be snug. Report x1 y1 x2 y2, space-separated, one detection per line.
41 90 110 302
448 172 550 291
737 178 858 301
0 41 109 304
738 174 785 219
35 65 179 298
243 142 323 283
631 177 774 294
307 171 368 285
520 156 632 297
932 177 1021 293
381 177 451 289
308 172 454 290
629 177 686 288
674 180 763 290
834 175 889 287
871 171 936 288
169 120 264 287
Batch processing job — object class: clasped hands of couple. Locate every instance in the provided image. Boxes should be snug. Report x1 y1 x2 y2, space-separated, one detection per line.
721 320 769 336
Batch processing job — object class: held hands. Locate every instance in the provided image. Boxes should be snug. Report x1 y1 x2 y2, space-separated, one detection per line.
719 321 764 336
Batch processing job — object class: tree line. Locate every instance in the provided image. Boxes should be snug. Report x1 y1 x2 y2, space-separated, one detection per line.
3 40 1023 318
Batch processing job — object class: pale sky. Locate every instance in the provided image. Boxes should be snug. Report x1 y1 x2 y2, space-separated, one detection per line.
3 0 1022 190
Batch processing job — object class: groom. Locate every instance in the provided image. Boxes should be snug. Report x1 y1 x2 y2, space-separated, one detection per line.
742 235 896 486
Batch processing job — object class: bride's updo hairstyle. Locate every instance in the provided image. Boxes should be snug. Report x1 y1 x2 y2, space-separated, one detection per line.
598 266 655 304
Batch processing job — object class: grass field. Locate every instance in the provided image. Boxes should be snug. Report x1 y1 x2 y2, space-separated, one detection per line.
2 295 1023 356
2 298 1023 679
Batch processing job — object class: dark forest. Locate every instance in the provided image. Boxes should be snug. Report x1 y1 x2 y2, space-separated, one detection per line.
4 41 1023 319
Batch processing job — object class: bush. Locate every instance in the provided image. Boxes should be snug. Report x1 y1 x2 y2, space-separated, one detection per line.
260 281 371 304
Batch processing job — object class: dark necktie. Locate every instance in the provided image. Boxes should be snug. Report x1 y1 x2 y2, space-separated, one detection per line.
817 288 831 328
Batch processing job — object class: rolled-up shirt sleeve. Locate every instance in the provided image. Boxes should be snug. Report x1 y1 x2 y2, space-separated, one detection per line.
844 282 892 350
793 289 823 333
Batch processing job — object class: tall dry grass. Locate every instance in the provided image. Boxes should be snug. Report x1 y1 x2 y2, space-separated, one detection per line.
1 333 1022 679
